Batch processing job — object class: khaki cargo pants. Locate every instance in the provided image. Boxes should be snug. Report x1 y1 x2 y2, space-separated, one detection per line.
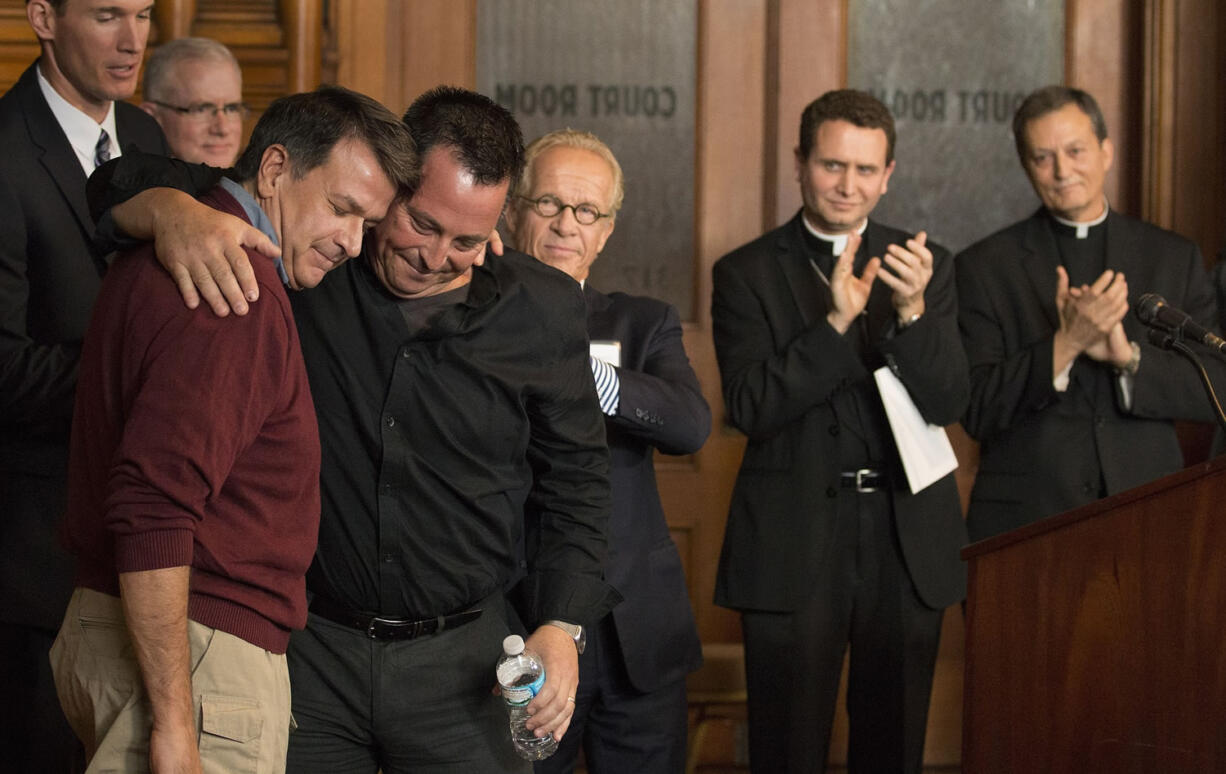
50 588 292 773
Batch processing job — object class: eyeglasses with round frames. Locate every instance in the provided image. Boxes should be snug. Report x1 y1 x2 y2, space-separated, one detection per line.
518 194 611 226
150 100 250 122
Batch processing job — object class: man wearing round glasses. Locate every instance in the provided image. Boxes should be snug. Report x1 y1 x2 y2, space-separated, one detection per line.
508 144 615 283
142 37 245 167
506 130 710 774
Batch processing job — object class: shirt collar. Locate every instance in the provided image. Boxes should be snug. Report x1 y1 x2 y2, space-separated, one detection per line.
1049 197 1110 239
36 62 120 178
801 213 868 255
219 177 287 285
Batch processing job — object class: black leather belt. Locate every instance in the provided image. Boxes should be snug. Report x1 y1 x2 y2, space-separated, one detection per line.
840 468 888 493
309 595 483 641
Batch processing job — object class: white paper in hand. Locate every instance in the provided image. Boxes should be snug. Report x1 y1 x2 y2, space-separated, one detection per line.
873 366 959 494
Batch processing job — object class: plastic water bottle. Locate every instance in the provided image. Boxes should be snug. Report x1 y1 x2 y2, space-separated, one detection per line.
496 634 558 760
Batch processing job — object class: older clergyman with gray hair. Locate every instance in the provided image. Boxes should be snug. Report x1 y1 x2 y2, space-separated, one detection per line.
957 85 1224 542
142 36 246 167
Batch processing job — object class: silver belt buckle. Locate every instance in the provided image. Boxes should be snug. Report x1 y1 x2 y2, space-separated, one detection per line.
853 468 879 493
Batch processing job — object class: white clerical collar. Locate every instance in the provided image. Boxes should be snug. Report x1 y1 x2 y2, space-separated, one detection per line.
1050 198 1109 239
802 214 868 255
36 62 120 178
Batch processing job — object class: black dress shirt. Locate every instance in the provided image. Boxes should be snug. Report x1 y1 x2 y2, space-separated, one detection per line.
799 226 893 469
292 252 619 626
1050 214 1112 499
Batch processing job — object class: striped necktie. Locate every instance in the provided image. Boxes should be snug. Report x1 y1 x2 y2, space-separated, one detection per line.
590 356 620 415
94 128 112 168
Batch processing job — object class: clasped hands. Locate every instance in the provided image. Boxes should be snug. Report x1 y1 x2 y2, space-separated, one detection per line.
826 231 933 334
1053 266 1133 372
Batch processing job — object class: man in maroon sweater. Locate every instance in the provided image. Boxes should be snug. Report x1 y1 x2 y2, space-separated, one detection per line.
50 86 415 774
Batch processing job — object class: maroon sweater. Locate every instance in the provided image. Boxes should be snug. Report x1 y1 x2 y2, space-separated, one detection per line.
62 186 320 653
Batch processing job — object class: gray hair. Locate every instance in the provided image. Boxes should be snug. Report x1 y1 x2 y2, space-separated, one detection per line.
143 37 240 102
518 129 625 218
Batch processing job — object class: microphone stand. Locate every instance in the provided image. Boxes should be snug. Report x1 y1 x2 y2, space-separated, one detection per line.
1147 328 1226 433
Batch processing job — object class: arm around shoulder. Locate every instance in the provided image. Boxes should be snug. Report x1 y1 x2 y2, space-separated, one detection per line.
91 155 276 317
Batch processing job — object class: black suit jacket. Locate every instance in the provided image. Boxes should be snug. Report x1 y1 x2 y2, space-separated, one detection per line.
957 208 1220 541
711 213 969 614
0 62 167 629
584 284 708 693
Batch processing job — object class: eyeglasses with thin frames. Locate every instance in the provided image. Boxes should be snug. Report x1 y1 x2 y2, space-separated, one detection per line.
517 194 611 226
150 100 250 122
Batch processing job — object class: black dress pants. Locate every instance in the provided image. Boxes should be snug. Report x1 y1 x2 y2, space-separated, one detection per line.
741 489 944 774
285 592 530 774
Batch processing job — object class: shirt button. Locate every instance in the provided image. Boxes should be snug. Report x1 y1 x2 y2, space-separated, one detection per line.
828 425 840 436
401 348 411 360
826 487 838 498
386 415 396 427
382 553 395 564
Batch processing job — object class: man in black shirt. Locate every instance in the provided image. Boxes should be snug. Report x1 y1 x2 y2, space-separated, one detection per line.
97 87 618 773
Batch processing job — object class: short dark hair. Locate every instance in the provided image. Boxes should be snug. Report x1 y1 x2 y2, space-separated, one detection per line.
798 89 896 164
401 85 524 187
232 85 418 194
1012 85 1108 161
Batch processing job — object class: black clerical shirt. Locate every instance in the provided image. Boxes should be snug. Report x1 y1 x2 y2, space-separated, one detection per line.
290 249 619 628
799 224 892 468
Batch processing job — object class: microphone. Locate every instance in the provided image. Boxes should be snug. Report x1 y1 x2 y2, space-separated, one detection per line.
1135 293 1226 352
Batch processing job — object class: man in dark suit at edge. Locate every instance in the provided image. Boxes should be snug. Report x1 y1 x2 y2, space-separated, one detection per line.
711 90 969 773
504 129 710 774
957 85 1223 542
0 1 171 768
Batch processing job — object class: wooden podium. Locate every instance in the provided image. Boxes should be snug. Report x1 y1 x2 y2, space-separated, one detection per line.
962 458 1226 773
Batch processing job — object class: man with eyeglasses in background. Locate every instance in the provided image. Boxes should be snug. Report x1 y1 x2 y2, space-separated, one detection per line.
142 36 246 168
0 1 168 770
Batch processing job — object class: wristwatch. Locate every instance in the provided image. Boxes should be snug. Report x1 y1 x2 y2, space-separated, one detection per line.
897 311 922 330
543 619 586 654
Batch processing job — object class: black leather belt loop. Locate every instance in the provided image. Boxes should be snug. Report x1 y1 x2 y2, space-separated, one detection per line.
309 595 483 641
840 468 888 493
